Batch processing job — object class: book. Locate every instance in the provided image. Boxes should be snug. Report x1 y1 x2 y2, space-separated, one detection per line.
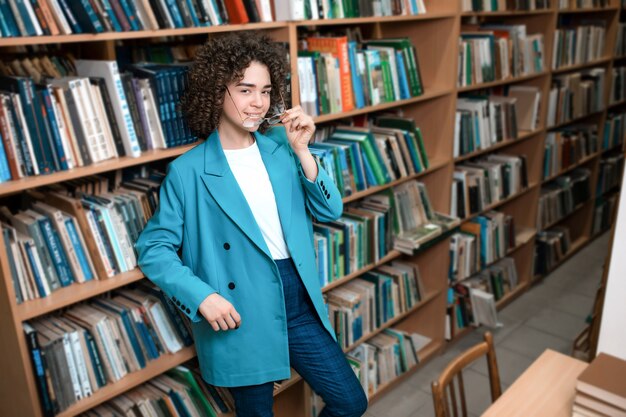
577 353 626 410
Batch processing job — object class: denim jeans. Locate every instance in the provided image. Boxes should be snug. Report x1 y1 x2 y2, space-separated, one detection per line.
229 258 368 417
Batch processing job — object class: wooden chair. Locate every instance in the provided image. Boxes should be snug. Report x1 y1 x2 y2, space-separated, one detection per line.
431 332 502 417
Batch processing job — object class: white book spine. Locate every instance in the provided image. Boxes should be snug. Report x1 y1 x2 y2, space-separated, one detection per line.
68 330 93 397
84 209 115 277
61 332 84 401
49 91 76 169
46 0 73 34
11 95 39 175
75 60 141 158
22 0 43 36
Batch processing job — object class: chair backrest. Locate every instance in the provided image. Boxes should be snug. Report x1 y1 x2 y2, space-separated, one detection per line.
431 332 502 417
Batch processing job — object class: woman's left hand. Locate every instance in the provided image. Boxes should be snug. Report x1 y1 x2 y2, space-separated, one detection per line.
281 105 315 153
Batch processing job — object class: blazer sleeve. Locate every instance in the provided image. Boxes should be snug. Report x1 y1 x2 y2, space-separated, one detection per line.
135 163 216 323
266 126 343 222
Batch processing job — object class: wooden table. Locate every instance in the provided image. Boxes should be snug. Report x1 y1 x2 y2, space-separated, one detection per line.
482 349 588 417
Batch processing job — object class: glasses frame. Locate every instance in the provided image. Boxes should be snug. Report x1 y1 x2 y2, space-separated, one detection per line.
225 87 286 126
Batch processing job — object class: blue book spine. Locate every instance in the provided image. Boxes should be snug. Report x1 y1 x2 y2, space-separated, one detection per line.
99 0 122 31
99 207 127 272
40 88 68 171
14 0 37 35
395 51 411 100
83 330 106 388
403 132 423 172
209 0 222 24
68 0 105 33
0 3 13 36
164 0 185 28
359 146 378 187
134 318 159 360
64 218 94 281
0 132 11 182
119 310 146 368
38 217 74 286
118 0 140 30
24 243 47 296
0 0 19 36
25 79 57 174
56 0 83 33
24 325 55 417
348 42 365 109
184 0 201 26
170 391 193 417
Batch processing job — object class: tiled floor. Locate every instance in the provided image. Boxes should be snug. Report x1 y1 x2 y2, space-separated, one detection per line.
365 232 609 417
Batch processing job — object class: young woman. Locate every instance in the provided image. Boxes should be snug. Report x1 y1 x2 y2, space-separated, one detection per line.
135 32 368 417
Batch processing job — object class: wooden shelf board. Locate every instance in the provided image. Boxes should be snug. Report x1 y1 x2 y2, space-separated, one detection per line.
557 6 619 12
0 22 288 47
342 291 439 353
598 184 621 199
322 250 403 293
548 109 604 130
56 346 197 417
551 57 612 75
460 184 538 225
0 143 199 198
457 71 548 93
608 98 626 109
18 269 145 321
454 128 542 163
313 88 454 124
601 143 624 154
342 157 449 204
540 199 589 230
461 9 553 16
295 12 457 26
496 283 529 310
542 152 600 184
273 371 302 396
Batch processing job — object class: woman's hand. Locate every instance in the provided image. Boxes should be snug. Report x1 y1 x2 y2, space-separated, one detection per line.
199 293 241 331
281 105 315 154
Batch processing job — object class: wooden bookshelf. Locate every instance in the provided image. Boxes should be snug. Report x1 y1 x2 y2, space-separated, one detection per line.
0 0 624 414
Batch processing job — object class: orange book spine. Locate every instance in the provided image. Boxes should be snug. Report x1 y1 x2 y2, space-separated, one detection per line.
307 36 355 112
225 0 250 24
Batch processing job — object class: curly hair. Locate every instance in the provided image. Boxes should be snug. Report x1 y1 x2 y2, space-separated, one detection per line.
181 32 289 137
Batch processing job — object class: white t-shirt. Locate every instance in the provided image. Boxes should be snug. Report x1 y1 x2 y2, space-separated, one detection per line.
223 141 291 260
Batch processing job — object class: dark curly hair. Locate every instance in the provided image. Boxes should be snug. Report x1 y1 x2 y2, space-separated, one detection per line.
181 32 289 137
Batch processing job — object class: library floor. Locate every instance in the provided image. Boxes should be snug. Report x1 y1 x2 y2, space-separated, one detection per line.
365 232 611 417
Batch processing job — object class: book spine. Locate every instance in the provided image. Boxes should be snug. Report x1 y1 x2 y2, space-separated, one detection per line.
39 217 74 286
40 87 68 170
23 324 56 417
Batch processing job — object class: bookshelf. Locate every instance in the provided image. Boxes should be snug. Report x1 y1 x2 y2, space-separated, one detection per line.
0 0 624 415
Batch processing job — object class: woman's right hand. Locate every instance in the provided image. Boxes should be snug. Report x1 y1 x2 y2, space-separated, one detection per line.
199 293 242 331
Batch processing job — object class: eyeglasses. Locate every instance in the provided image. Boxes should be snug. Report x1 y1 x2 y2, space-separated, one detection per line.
226 87 286 127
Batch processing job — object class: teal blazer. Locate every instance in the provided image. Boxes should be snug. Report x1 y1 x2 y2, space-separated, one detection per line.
135 126 343 387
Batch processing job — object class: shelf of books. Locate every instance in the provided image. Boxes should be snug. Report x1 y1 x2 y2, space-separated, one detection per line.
0 0 625 415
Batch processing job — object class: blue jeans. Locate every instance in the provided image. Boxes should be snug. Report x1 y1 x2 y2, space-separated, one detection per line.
229 258 368 417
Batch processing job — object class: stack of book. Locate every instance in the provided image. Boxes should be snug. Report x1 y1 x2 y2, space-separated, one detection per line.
309 119 429 198
454 95 519 158
24 283 194 415
1 172 162 304
325 260 425 349
0 0 274 36
534 225 572 275
339 329 432 403
603 112 626 151
593 193 619 235
79 363 235 417
392 181 461 255
458 24 545 87
547 68 606 127
281 0 427 21
611 66 626 104
461 0 550 13
298 36 424 116
449 211 516 282
559 0 610 8
452 154 529 219
596 154 624 197
573 353 626 417
543 125 599 180
0 57 199 182
552 22 606 69
537 169 591 229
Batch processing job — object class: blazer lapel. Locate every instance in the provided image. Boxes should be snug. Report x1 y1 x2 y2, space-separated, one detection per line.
256 131 293 241
199 131 272 259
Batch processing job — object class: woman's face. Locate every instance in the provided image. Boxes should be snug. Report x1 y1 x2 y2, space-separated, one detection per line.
222 61 272 132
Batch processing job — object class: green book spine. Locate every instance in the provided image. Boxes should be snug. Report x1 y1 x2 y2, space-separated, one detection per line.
413 128 429 169
379 52 395 102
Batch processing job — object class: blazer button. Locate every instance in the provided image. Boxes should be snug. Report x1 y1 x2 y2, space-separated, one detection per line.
228 282 236 290
172 296 177 303
181 304 186 310
326 194 330 199
186 308 191 314
176 300 181 306
320 180 324 187
223 243 230 250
